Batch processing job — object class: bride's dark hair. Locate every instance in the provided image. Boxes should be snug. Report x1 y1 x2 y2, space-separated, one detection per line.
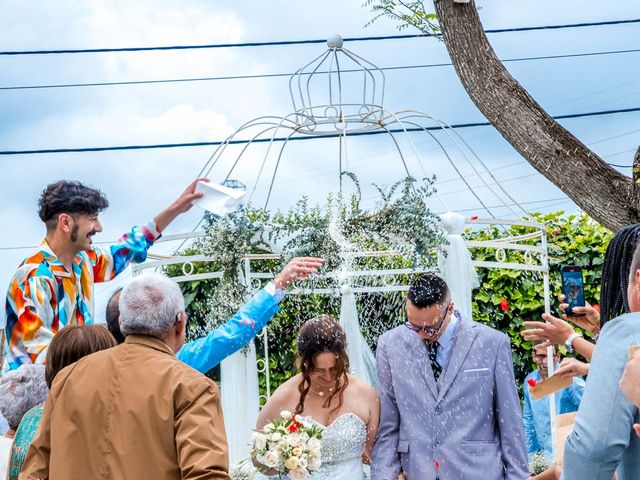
294 314 350 415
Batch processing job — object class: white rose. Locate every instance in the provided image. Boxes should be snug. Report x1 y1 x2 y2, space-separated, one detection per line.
252 432 267 450
288 468 309 480
292 446 303 457
280 410 293 420
307 437 322 450
307 455 321 470
287 433 302 447
277 440 288 451
297 456 308 468
284 456 299 470
270 432 282 442
263 450 280 468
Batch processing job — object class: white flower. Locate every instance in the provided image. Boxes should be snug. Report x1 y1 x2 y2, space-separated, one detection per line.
252 432 267 450
307 436 322 450
280 410 293 420
300 431 310 442
287 433 302 447
270 432 282 442
288 468 309 480
284 456 300 470
263 450 280 468
307 455 321 470
292 446 303 457
264 423 276 433
297 456 308 469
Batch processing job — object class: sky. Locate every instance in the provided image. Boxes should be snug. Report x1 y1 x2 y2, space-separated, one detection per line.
1 0 639 322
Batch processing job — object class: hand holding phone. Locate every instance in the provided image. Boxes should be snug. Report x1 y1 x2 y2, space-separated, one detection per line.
561 266 585 316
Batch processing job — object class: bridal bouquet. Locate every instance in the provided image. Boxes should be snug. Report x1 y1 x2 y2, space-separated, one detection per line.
252 410 324 479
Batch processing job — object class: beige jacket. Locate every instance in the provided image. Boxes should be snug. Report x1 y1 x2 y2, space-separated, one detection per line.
21 335 229 480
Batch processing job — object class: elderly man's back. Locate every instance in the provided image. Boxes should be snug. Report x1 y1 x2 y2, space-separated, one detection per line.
21 334 229 480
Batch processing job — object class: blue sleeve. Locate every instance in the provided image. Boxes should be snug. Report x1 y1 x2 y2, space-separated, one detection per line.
563 317 640 480
522 375 541 459
176 288 280 373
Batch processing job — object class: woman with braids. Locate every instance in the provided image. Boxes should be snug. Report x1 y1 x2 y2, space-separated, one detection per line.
255 314 380 479
522 224 640 374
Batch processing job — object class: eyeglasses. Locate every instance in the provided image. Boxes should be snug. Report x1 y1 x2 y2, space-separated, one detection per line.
405 303 451 337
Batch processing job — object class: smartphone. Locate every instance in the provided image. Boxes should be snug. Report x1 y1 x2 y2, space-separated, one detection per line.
561 265 585 316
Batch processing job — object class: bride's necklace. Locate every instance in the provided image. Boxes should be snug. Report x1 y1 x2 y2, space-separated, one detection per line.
309 384 334 397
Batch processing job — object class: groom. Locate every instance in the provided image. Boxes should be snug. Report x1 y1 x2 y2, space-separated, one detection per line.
372 273 528 480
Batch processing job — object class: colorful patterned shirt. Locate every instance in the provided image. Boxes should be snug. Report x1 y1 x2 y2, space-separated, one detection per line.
5 221 160 369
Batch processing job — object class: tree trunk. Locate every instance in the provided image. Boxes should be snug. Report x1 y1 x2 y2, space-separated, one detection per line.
433 0 638 230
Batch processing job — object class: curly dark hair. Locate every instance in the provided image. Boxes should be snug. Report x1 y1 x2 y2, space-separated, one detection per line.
294 314 350 416
38 180 109 228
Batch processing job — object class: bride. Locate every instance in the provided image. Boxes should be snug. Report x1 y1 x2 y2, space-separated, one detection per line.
255 314 379 479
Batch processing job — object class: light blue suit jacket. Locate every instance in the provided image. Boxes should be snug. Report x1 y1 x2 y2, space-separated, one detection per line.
372 314 529 480
563 312 640 480
176 287 280 373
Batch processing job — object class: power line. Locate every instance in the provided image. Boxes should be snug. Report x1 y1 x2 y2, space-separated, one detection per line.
4 47 640 92
2 105 640 156
1 18 639 56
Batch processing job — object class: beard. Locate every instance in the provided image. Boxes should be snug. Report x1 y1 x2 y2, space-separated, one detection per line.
70 223 80 242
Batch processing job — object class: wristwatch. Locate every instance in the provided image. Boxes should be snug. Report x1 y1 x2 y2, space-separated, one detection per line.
564 332 583 353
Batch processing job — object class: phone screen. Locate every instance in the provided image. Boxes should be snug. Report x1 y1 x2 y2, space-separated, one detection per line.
562 269 585 314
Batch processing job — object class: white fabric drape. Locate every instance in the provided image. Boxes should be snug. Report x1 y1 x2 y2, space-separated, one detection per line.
221 341 260 467
438 211 479 320
339 285 377 388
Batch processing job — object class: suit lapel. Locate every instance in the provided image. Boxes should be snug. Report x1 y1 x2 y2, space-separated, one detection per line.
407 329 439 400
436 317 477 404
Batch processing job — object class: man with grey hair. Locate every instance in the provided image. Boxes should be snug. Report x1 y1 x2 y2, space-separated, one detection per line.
21 273 230 480
0 365 47 475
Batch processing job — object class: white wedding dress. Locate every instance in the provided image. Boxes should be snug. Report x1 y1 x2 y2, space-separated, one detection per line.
282 413 368 480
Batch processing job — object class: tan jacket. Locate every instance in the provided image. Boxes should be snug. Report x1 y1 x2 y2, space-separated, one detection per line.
21 335 229 480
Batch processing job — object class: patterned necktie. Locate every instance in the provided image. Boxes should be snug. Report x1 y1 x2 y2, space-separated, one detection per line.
427 340 442 381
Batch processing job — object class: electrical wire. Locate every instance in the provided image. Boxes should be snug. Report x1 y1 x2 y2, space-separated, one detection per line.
1 18 638 56
2 105 639 157
3 47 640 92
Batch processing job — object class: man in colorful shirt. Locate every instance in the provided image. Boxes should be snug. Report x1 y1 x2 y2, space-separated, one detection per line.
522 343 584 462
5 179 205 369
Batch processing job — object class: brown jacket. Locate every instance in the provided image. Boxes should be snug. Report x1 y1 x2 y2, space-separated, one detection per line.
21 335 229 480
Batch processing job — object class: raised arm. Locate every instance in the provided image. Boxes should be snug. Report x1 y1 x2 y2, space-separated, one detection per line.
176 258 324 373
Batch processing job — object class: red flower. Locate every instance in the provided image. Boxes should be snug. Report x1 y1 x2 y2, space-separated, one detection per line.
499 298 509 311
288 423 298 432
434 460 441 469
527 378 537 388
469 215 479 221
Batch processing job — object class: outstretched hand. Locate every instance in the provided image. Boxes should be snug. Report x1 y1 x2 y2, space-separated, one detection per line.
274 257 325 290
522 313 574 346
154 178 208 232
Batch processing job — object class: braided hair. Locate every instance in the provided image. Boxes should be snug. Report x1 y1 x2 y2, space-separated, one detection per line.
294 315 350 416
600 224 640 325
